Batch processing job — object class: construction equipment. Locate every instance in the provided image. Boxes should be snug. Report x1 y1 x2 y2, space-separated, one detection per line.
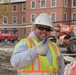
54 24 76 53
67 27 76 53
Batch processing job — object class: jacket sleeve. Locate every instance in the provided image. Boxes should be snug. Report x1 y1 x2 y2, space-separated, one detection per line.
10 39 38 69
58 52 65 75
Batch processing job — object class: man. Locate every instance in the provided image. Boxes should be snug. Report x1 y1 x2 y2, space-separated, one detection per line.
10 13 64 75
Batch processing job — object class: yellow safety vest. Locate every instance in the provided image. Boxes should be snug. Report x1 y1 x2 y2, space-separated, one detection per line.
14 37 60 74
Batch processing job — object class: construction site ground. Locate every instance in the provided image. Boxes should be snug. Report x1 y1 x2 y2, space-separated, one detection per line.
0 41 76 75
0 41 17 75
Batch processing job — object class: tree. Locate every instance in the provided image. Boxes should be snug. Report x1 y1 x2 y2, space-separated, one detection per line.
0 0 12 18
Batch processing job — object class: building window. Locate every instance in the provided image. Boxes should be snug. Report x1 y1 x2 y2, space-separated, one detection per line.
51 13 56 22
40 0 46 8
13 5 17 12
73 0 76 6
22 4 26 11
64 0 67 7
3 17 8 24
31 14 36 22
12 16 17 24
73 14 76 20
64 13 67 21
51 0 56 7
3 5 8 12
3 28 8 33
31 1 36 9
22 16 26 23
13 28 18 34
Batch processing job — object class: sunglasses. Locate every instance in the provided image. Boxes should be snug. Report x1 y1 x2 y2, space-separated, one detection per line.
36 26 52 32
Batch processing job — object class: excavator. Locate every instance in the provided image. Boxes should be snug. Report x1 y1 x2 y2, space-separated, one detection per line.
54 24 76 53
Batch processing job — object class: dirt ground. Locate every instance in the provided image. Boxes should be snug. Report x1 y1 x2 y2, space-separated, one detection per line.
0 50 17 75
0 41 18 75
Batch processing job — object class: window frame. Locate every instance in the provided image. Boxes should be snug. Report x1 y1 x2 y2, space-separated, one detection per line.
22 16 26 24
72 0 76 7
31 1 36 9
3 16 8 24
31 14 36 23
40 0 46 8
22 4 26 11
12 5 17 12
64 13 67 21
72 13 76 21
51 13 56 22
51 0 56 7
12 16 17 24
64 0 68 7
3 5 8 13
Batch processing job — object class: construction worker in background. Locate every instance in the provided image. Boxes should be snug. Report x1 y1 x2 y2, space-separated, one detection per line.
64 61 76 75
10 13 64 75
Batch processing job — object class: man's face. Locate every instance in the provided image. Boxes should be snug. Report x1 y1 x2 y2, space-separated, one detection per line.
34 25 52 41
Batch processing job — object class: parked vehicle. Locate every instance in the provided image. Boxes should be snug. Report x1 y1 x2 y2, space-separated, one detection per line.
0 32 18 43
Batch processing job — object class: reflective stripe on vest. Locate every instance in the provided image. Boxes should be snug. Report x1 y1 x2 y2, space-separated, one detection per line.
15 37 60 74
14 38 32 50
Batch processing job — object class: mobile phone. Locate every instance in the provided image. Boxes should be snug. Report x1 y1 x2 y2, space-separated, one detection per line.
43 38 47 44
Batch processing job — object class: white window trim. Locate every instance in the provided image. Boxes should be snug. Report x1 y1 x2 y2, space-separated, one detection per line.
64 0 68 7
64 12 67 20
3 5 8 12
72 0 76 7
22 4 26 11
3 16 8 24
12 5 17 12
30 14 36 23
12 16 17 24
51 0 57 7
22 16 26 24
72 13 76 22
50 12 56 22
40 0 46 8
31 1 36 9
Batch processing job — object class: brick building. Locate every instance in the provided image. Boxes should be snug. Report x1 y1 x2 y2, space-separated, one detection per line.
0 0 76 38
26 0 76 25
0 0 26 38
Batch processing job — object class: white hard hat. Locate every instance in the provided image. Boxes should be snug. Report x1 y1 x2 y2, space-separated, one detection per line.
34 13 52 27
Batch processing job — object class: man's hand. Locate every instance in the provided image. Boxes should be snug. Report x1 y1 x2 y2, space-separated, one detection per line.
36 41 49 56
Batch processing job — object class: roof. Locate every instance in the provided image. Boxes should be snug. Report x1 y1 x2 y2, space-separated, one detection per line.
0 0 25 3
11 0 25 2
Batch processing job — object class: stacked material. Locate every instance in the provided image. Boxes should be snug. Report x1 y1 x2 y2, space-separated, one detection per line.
64 55 76 75
64 61 76 75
